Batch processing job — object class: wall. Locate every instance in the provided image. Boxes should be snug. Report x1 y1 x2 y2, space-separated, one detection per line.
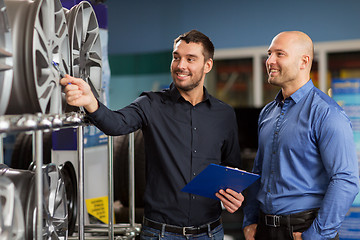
105 0 360 108
107 0 360 54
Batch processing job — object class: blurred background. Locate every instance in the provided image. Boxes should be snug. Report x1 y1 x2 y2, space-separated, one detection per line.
103 1 360 239
105 0 360 108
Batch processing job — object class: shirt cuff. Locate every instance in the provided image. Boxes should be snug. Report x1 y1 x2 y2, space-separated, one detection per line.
86 100 102 118
242 209 259 229
302 223 337 240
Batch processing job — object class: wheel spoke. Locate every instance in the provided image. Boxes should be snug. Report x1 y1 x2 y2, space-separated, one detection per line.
0 0 13 115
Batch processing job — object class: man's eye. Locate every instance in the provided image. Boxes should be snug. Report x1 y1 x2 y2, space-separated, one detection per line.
188 58 195 62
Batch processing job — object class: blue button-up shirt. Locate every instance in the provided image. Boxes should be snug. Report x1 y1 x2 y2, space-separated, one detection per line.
87 83 242 227
243 80 359 239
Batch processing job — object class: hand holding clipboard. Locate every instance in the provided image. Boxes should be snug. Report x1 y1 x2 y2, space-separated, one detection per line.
181 164 260 200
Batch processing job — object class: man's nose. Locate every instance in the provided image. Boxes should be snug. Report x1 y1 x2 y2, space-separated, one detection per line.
177 59 187 69
266 54 275 65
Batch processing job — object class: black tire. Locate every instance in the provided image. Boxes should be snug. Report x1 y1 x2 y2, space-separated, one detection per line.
59 161 77 236
10 131 52 170
113 130 146 208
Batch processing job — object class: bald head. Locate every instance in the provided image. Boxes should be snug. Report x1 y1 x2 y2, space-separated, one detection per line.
266 31 314 97
272 31 314 68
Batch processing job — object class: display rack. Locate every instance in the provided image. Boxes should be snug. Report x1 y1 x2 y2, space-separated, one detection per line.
0 112 141 240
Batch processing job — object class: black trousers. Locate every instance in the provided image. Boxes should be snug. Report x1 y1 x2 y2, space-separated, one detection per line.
255 209 339 240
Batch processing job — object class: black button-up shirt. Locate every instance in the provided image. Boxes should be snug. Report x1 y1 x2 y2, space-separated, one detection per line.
87 83 241 227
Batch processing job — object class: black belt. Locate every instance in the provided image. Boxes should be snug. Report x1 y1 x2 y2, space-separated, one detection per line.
143 218 222 235
260 209 319 228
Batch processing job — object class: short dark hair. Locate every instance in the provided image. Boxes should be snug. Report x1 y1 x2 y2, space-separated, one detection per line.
174 30 214 61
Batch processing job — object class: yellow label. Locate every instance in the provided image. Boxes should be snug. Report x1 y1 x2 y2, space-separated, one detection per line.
85 196 109 224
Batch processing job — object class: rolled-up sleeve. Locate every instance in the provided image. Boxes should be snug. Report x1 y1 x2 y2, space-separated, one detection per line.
302 107 360 240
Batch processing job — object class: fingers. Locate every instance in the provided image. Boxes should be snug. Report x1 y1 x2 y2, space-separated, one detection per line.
64 87 83 103
61 75 91 94
293 232 303 240
59 74 98 111
60 74 93 106
216 189 244 213
243 224 257 240
60 74 72 86
60 79 83 107
60 74 82 86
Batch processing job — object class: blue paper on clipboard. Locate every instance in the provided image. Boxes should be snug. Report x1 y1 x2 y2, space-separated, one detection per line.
181 164 260 200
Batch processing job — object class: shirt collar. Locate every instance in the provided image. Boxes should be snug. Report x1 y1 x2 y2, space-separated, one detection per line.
168 83 213 106
275 79 314 104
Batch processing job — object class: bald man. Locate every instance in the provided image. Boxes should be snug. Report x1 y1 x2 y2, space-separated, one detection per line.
242 31 359 240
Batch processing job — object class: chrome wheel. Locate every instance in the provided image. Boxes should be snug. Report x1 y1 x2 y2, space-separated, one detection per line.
0 175 25 240
0 164 68 239
0 0 13 115
5 0 70 114
39 163 68 239
66 1 102 101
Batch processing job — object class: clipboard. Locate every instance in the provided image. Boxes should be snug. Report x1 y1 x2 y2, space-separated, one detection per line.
181 164 260 200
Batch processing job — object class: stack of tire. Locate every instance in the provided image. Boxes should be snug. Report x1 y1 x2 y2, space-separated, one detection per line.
0 0 102 239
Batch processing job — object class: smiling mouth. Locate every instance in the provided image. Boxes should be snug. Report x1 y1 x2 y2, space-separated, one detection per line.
178 73 188 77
176 71 191 78
269 69 279 75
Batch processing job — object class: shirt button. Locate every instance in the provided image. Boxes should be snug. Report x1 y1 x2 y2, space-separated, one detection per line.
193 172 196 176
192 196 196 199
194 150 197 153
194 127 197 130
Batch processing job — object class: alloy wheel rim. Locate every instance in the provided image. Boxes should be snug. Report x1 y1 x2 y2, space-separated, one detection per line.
0 0 13 115
5 0 70 114
66 1 102 100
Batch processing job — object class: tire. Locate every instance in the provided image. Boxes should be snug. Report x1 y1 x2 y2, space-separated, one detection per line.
10 131 52 170
113 130 146 208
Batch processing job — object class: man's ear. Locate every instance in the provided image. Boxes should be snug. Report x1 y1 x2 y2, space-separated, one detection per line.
300 55 310 70
204 58 213 74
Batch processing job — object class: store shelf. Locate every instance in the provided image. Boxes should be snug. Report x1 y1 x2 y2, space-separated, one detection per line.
0 112 86 134
0 112 140 239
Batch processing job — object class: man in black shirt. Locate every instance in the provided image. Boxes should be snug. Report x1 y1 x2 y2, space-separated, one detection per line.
61 30 244 239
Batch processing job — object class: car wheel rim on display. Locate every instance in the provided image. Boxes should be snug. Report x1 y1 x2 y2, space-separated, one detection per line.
4 0 70 114
65 0 102 103
40 163 68 239
0 175 25 240
0 0 13 115
0 164 68 239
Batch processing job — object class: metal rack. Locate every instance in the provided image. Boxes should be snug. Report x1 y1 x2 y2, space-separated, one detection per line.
0 112 141 239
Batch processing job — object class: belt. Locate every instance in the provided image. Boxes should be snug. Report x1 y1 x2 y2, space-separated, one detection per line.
143 218 222 235
260 209 319 228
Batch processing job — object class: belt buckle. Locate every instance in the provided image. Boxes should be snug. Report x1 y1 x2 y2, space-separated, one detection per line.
265 215 280 227
182 226 194 235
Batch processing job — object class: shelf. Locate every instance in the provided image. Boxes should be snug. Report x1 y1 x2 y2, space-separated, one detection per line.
0 112 87 134
0 111 139 239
